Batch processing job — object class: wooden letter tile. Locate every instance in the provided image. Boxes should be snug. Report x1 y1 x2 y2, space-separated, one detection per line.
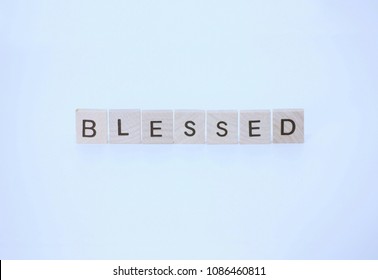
109 109 141 144
240 110 271 144
76 109 108 144
207 110 238 144
142 110 173 144
273 109 304 143
174 110 205 144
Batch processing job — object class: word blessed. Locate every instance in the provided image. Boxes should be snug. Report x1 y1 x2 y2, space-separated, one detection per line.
76 109 304 144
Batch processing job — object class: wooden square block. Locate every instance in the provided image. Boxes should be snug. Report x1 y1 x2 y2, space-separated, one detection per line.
109 109 141 144
142 110 173 144
207 110 238 144
273 109 304 143
174 110 205 144
76 109 108 144
240 110 271 144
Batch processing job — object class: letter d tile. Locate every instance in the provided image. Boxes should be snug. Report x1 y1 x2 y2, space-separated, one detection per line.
273 109 304 143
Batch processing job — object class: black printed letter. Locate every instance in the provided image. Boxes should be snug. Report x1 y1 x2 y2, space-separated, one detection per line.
281 119 296 135
82 120 96 137
249 120 261 137
216 121 228 137
184 121 196 137
150 121 162 137
118 119 129 136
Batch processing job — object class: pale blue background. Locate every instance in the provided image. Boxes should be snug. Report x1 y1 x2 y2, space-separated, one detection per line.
1 0 378 259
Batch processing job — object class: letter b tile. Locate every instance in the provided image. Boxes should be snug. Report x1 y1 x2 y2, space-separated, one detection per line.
76 109 108 144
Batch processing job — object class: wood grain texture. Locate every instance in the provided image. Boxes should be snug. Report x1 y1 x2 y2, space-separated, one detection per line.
273 109 304 143
174 110 205 144
207 110 238 144
109 109 141 144
142 110 174 144
76 109 108 144
240 110 271 144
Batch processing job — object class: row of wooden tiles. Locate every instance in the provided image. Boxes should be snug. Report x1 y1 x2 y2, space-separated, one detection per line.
76 109 304 144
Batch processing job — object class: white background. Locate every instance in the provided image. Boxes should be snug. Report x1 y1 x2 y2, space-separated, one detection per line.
1 0 378 259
